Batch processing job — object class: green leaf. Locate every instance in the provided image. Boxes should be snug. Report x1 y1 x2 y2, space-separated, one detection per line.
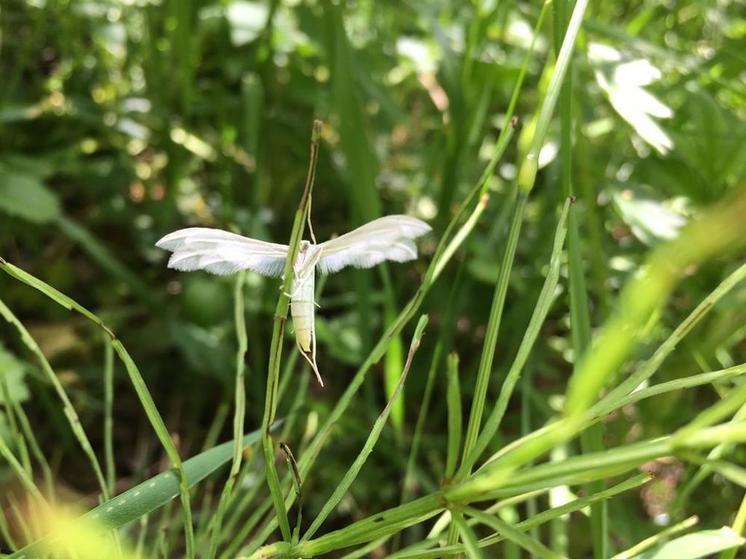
0 162 59 223
8 428 265 558
645 528 745 559
0 343 29 405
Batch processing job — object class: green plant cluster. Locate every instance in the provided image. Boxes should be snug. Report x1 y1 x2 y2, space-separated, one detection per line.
0 1 745 558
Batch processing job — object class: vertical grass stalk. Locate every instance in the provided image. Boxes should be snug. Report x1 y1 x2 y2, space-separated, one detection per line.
207 271 248 558
261 120 322 542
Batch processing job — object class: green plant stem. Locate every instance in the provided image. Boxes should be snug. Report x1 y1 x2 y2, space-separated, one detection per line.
445 353 462 479
0 298 110 502
465 507 562 559
112 340 195 558
207 272 249 558
301 316 429 541
13 398 55 502
104 336 116 498
612 515 698 559
458 192 527 478
262 120 322 542
0 435 47 509
468 198 570 465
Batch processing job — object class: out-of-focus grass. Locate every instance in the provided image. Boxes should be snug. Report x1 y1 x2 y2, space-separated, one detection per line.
1 0 746 557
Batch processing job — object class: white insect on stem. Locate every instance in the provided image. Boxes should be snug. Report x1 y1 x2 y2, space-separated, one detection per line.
156 215 431 386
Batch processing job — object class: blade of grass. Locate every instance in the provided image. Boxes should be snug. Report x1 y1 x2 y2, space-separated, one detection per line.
388 475 650 559
112 340 194 557
207 271 249 558
301 315 429 541
468 197 570 466
457 190 527 478
8 428 266 559
103 336 116 498
598 261 746 409
552 0 607 552
465 506 563 559
0 435 47 509
445 353 462 480
516 0 590 195
0 298 110 501
261 120 322 542
452 511 483 559
0 359 31 474
12 396 55 502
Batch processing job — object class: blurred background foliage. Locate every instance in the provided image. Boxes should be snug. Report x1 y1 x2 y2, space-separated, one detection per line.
0 0 745 555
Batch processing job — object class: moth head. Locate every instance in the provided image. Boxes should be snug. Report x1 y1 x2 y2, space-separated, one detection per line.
299 240 312 254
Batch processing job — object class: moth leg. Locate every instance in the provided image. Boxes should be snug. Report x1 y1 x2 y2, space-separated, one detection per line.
296 330 324 388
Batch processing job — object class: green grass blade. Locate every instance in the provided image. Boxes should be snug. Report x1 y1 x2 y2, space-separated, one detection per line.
103 336 116 498
7 429 265 558
452 511 483 559
112 340 195 557
458 192 527 478
598 262 746 411
261 120 323 543
207 271 249 558
388 475 650 559
465 507 562 559
445 353 462 480
302 316 429 541
469 198 570 465
0 298 110 501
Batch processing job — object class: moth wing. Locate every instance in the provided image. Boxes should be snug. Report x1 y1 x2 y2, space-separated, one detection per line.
156 227 289 277
316 215 431 275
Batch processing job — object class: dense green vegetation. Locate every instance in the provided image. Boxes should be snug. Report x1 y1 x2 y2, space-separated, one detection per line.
1 0 745 557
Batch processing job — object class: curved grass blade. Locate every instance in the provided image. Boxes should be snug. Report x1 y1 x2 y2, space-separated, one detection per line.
7 428 266 558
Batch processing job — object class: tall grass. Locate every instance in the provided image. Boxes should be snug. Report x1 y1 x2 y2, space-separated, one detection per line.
1 1 745 558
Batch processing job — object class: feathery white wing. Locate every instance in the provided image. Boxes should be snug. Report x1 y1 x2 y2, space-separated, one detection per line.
156 227 289 277
317 215 431 275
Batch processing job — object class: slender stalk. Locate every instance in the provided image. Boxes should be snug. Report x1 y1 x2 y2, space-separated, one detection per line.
104 336 116 497
468 198 570 465
465 507 562 559
0 368 31 475
0 436 47 508
13 399 55 502
302 316 429 541
445 353 462 480
612 516 698 559
0 298 110 501
262 120 323 542
208 271 249 558
112 340 195 558
457 192 527 478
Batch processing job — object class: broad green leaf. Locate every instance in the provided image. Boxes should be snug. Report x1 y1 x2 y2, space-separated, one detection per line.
0 166 60 223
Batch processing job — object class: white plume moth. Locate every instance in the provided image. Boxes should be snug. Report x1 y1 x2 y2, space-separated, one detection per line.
156 215 431 386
